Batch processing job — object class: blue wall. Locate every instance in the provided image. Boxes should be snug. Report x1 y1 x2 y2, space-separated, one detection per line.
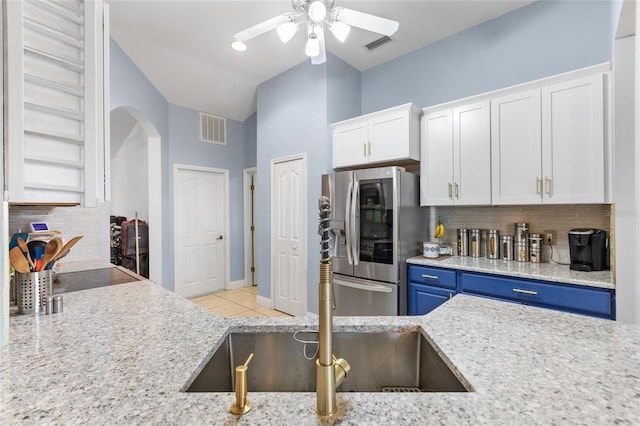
243 113 257 168
167 104 246 283
362 0 620 113
110 40 172 288
256 59 328 310
256 54 360 312
110 40 249 289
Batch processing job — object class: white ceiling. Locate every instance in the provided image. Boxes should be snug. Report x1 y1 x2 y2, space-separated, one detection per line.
108 0 535 121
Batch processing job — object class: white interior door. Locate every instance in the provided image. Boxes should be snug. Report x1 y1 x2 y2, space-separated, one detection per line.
174 166 227 298
272 156 306 316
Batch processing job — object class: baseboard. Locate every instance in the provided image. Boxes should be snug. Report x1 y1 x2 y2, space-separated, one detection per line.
227 279 246 290
256 294 272 309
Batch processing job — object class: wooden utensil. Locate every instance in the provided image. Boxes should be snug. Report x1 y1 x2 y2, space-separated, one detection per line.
9 246 31 273
16 237 35 271
39 238 62 272
46 235 83 269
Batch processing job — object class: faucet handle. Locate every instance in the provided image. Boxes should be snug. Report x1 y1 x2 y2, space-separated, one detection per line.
230 353 254 415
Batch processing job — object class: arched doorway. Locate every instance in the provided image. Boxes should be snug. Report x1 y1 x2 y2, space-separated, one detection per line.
109 106 162 286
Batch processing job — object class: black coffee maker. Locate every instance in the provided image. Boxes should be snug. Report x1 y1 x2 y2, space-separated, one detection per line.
568 229 607 272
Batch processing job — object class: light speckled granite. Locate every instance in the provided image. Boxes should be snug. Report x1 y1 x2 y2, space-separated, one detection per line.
2 281 638 425
407 255 613 289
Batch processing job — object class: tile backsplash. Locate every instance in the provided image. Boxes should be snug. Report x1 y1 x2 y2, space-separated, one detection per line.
428 204 612 264
9 205 110 263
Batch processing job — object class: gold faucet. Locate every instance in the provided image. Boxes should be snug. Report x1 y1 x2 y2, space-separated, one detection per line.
230 353 254 415
316 196 350 417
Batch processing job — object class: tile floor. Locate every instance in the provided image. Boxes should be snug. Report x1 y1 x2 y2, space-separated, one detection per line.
190 286 291 318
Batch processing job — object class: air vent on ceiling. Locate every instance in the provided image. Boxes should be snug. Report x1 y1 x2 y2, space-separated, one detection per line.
364 36 394 51
200 112 226 145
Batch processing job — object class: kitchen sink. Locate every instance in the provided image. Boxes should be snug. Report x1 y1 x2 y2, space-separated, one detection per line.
186 331 471 393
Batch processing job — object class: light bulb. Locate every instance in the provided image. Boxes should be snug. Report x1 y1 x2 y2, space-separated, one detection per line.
308 1 327 23
329 21 350 42
305 34 320 57
277 21 298 43
230 40 247 51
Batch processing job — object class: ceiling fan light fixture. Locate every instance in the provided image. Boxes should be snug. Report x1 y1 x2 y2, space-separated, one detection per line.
308 1 327 23
230 40 247 51
305 33 320 57
277 21 298 43
329 20 350 42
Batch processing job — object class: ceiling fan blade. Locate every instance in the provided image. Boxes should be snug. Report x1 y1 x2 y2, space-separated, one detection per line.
333 7 399 37
311 26 326 65
233 14 291 42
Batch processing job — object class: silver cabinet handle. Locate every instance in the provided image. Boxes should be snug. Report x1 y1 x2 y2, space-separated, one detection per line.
454 183 459 199
363 143 367 157
448 183 452 199
368 141 372 156
536 177 541 194
513 288 538 295
421 274 439 280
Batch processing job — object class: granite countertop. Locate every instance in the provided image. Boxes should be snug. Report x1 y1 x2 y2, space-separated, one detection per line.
407 255 614 289
2 281 638 425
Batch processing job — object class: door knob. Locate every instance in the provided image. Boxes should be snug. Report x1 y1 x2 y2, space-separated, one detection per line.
217 235 224 240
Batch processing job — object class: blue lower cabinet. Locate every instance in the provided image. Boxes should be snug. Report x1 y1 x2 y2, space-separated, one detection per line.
459 271 615 320
408 263 615 320
408 282 455 316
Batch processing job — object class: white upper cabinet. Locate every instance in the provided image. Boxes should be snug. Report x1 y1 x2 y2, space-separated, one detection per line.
491 90 543 204
491 74 605 205
5 0 107 206
421 109 454 205
421 101 491 206
332 103 420 169
541 75 605 204
332 121 368 169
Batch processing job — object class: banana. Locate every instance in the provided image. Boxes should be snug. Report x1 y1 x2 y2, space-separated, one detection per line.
434 218 445 239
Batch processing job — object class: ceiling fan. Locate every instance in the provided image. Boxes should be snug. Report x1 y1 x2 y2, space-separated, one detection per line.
230 0 399 65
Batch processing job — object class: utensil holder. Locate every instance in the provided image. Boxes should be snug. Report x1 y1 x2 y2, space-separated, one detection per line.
13 270 52 315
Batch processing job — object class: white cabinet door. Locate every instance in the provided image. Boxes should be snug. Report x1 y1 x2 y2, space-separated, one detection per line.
332 103 420 169
542 75 605 204
367 110 410 164
333 121 367 169
491 90 542 205
453 101 491 205
420 109 454 206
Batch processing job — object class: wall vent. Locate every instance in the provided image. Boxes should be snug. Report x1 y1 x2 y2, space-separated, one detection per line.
199 112 226 145
364 36 393 51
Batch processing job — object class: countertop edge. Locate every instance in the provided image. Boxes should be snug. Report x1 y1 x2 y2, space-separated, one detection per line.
406 255 614 289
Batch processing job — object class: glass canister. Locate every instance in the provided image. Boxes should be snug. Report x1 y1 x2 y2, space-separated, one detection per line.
514 222 529 243
486 229 500 259
501 235 514 261
470 228 482 257
515 241 529 262
457 228 469 256
529 233 542 263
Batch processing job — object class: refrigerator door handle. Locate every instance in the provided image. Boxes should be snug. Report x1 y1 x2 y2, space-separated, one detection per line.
351 176 359 265
333 277 393 293
345 177 353 265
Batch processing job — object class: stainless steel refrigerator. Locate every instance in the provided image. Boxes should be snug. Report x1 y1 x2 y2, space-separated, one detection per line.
322 166 426 316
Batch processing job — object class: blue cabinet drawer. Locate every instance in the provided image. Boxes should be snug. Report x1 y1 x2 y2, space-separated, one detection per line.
408 265 456 290
460 272 614 318
408 282 455 315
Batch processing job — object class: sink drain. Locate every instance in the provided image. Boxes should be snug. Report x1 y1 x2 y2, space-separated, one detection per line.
381 386 422 393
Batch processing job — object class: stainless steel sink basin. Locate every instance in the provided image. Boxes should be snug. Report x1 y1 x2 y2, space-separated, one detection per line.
186 331 471 393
